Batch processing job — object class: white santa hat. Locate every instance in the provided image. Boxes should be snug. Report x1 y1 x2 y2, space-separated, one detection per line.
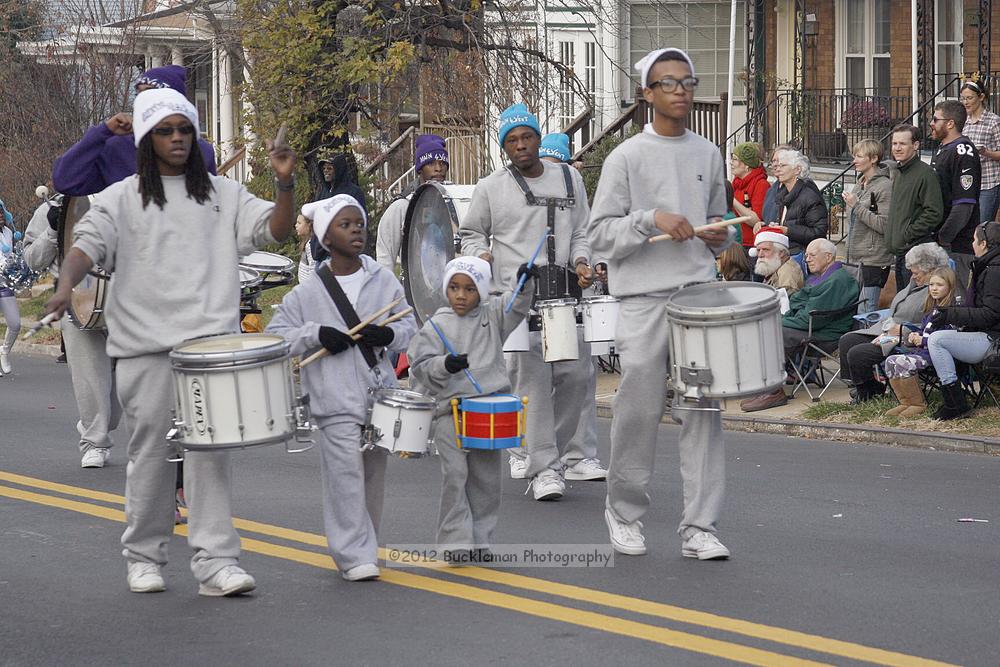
634 48 696 89
132 88 199 147
302 194 367 251
749 230 789 258
442 256 492 304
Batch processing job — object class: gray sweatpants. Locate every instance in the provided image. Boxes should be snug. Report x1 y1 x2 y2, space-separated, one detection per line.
433 415 501 549
562 355 600 467
62 317 121 452
507 328 593 478
607 296 725 539
316 420 387 571
116 353 242 582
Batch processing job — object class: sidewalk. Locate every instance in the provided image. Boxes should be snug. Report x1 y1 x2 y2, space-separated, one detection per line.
594 368 1000 455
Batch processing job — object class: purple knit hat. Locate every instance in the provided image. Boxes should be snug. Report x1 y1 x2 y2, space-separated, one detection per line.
414 134 449 172
135 65 188 96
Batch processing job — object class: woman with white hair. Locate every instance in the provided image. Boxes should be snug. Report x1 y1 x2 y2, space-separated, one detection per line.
837 242 951 402
755 149 829 266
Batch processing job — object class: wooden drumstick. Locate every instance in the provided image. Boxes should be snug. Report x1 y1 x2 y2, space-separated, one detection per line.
299 300 409 368
648 215 755 243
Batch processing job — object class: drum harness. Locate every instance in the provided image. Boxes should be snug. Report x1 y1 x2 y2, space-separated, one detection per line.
506 163 582 331
314 264 389 450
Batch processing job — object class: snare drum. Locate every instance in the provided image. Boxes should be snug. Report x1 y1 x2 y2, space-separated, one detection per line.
665 282 784 399
537 298 579 362
239 251 294 288
452 394 526 450
503 318 529 352
167 333 314 451
369 389 435 457
58 196 109 330
580 295 619 343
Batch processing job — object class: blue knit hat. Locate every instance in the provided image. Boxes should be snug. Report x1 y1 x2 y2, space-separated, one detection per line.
498 103 540 146
414 134 449 172
539 133 571 162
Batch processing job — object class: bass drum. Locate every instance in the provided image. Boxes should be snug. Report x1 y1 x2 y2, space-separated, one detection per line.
400 182 475 325
58 196 110 330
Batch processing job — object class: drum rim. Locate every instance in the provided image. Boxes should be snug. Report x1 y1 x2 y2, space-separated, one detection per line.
239 250 294 272
170 332 290 367
665 282 779 319
536 297 579 307
239 266 263 289
581 295 619 304
374 388 436 409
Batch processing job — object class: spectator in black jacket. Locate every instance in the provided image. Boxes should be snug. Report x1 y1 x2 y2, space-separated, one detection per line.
925 221 1000 419
929 100 981 286
755 149 828 266
310 152 368 262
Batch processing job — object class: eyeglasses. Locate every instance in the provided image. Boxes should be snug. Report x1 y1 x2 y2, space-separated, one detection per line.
930 116 950 124
150 125 196 137
651 76 699 93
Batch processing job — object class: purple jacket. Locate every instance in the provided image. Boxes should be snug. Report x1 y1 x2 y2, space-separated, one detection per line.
52 123 217 196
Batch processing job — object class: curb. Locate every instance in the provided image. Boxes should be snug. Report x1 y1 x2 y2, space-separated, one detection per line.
15 345 996 455
595 403 1000 456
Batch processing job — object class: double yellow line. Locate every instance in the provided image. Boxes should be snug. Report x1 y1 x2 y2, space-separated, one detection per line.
0 470 955 667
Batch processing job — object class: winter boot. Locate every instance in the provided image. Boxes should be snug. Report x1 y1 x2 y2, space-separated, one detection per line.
851 379 885 404
886 376 926 417
933 382 970 420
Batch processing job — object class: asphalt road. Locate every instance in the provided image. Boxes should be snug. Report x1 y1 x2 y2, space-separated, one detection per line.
1 353 998 666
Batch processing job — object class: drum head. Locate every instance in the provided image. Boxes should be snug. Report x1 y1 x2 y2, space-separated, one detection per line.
68 273 106 328
239 251 294 273
239 267 263 290
171 333 289 368
401 182 464 325
58 196 92 262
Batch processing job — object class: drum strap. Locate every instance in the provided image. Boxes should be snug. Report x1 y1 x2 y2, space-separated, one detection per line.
315 263 379 369
506 163 579 300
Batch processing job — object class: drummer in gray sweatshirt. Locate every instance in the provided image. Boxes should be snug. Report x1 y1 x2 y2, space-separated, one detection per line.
460 103 601 501
588 48 735 559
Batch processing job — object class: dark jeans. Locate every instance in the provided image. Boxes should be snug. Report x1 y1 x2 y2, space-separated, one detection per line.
839 331 886 385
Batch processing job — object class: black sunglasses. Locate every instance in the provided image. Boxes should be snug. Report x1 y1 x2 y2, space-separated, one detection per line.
150 125 196 137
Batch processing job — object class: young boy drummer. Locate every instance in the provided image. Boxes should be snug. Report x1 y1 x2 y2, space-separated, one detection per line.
407 257 534 560
45 88 297 595
588 48 735 560
266 194 416 582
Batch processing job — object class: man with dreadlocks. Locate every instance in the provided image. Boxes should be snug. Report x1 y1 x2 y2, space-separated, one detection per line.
45 88 297 597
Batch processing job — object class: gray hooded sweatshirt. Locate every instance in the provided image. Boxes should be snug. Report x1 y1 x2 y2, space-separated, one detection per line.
588 127 731 297
265 254 417 426
407 285 533 416
460 162 590 291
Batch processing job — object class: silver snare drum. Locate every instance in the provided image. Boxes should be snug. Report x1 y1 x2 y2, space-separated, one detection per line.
665 282 784 399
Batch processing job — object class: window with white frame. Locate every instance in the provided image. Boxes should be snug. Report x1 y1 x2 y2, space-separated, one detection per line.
935 0 963 93
585 41 597 134
559 40 576 128
841 0 890 98
629 1 746 98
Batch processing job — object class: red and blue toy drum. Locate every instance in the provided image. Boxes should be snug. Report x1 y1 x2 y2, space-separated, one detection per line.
455 394 526 450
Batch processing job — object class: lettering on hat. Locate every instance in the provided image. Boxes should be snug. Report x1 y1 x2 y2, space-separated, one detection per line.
142 100 193 122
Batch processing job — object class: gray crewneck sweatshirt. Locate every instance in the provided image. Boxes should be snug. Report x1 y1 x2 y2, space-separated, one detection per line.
588 127 731 297
72 174 276 358
460 161 590 291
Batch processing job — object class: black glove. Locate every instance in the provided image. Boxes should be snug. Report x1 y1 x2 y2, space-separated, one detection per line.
47 206 61 231
444 353 469 374
358 324 394 347
928 308 949 329
516 263 540 282
318 326 355 355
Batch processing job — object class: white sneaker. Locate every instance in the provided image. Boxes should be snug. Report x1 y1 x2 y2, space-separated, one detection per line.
80 447 110 468
342 563 380 581
564 458 607 481
604 508 646 555
127 561 166 593
198 565 257 596
681 531 731 560
529 470 564 501
0 345 10 374
508 455 528 479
